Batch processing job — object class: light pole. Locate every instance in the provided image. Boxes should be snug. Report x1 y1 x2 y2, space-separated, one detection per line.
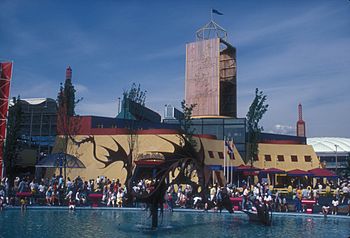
334 144 338 175
117 97 121 114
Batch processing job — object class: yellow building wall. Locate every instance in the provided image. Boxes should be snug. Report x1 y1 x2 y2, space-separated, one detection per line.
49 134 240 184
201 138 244 167
48 135 318 185
254 143 320 171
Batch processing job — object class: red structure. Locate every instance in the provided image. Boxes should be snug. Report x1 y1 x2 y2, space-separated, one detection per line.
0 62 13 178
296 103 306 137
66 66 72 80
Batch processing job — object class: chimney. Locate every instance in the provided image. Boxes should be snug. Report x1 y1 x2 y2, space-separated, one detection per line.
296 103 306 137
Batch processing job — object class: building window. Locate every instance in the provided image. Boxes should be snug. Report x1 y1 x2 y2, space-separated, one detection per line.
305 156 312 162
291 155 298 162
218 152 224 159
254 155 259 161
277 155 284 162
97 124 104 128
264 155 271 161
208 151 215 158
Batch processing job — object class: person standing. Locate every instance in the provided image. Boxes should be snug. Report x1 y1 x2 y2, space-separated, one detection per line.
242 186 250 211
332 195 339 215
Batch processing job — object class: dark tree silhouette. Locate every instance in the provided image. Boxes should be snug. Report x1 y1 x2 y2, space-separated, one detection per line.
4 96 22 182
246 88 268 167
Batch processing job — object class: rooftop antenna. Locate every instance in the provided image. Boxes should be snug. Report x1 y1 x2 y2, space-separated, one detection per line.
196 8 227 41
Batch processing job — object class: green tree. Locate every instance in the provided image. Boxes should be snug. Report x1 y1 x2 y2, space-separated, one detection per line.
180 100 197 146
4 96 23 181
56 69 82 180
122 83 147 204
246 88 268 167
123 83 146 106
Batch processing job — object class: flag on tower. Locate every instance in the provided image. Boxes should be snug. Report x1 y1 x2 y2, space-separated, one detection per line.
212 9 223 15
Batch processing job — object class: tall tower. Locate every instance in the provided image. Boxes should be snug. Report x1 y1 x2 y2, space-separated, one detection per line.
296 103 306 137
185 18 237 117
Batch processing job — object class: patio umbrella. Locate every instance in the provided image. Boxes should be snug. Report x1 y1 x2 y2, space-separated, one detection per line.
308 168 337 178
260 168 286 174
288 169 312 187
260 168 286 186
287 169 312 177
235 164 261 186
235 164 261 171
36 152 86 168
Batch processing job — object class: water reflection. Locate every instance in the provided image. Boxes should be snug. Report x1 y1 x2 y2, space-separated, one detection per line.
0 210 349 238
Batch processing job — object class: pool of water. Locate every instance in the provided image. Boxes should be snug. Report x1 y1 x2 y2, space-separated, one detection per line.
0 209 349 238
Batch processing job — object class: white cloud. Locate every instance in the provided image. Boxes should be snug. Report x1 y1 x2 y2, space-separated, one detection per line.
267 124 294 135
76 101 118 117
75 84 88 94
141 44 185 61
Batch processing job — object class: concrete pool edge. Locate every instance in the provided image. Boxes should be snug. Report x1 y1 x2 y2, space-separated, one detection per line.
2 206 350 219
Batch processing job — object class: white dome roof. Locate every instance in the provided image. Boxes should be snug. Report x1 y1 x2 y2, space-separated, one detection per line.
307 137 350 153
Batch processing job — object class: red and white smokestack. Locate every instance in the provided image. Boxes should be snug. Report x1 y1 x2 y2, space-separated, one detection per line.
296 103 306 137
66 66 72 80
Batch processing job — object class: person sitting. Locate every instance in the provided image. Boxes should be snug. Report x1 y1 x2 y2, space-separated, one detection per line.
322 205 330 217
68 198 75 211
0 187 4 211
75 189 81 206
20 197 27 211
117 188 124 208
281 197 288 212
193 195 202 210
45 187 53 206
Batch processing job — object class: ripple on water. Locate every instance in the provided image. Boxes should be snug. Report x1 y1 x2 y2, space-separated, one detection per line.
0 210 349 238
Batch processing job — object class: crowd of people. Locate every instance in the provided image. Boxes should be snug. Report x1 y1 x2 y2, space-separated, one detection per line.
0 175 349 216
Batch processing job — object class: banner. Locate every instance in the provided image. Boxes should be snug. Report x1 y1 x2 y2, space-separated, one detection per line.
0 62 13 178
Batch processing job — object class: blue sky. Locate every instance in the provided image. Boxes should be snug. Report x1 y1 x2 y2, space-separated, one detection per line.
1 0 349 137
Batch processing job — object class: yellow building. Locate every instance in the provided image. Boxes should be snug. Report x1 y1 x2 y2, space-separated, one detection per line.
47 116 320 187
48 125 245 186
255 143 319 171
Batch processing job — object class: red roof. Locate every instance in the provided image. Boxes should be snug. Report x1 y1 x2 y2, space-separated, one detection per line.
308 168 337 178
261 168 286 174
288 169 312 177
235 164 261 171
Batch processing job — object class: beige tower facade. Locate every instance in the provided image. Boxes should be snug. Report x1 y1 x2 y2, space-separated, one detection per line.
185 38 237 117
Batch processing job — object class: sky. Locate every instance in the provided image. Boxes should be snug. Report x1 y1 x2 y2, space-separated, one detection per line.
1 0 349 137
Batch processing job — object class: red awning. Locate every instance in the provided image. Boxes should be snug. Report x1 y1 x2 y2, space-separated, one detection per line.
235 164 261 171
288 169 312 177
260 168 286 174
308 168 337 178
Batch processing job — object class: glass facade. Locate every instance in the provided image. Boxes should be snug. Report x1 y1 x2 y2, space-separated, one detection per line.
163 117 246 158
19 98 57 155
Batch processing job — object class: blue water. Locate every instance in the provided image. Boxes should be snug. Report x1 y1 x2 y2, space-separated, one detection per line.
0 209 349 238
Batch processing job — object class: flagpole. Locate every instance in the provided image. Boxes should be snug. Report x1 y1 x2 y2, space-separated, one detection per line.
210 8 213 21
231 140 234 185
223 137 226 179
228 139 231 185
